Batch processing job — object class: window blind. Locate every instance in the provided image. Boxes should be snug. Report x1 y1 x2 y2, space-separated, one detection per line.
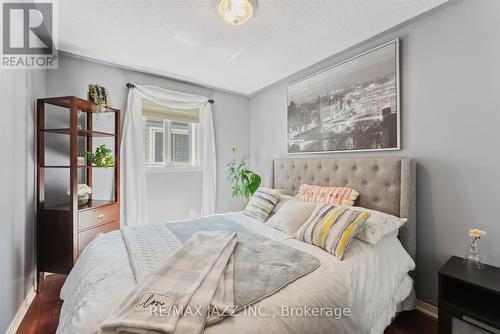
171 122 190 163
142 99 199 123
154 131 164 163
172 133 189 162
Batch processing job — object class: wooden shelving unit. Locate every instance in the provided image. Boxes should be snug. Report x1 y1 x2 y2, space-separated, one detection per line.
36 96 121 289
41 128 116 137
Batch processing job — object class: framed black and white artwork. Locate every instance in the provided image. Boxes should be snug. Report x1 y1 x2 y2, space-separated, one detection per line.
287 39 400 154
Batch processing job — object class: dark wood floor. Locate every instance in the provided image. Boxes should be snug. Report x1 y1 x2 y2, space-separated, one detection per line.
17 274 65 334
17 274 437 334
385 309 437 334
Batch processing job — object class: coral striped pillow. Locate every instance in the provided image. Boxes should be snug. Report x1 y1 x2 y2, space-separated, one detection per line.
294 204 370 260
243 187 281 222
296 184 359 206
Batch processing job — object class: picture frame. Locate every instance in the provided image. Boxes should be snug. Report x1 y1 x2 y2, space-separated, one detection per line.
287 39 400 154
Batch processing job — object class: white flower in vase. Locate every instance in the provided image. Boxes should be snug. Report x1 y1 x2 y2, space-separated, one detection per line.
465 228 487 268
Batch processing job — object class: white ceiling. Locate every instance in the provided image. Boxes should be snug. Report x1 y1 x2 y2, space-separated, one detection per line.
58 0 447 96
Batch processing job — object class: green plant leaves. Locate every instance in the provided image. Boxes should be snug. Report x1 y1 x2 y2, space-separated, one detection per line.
88 83 110 113
86 144 115 169
227 156 261 199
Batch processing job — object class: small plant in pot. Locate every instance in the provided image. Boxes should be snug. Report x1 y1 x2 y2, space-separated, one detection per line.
86 145 115 168
87 83 111 113
226 148 261 201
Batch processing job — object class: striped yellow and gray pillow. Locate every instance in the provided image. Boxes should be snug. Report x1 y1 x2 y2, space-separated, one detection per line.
243 187 281 222
294 204 370 260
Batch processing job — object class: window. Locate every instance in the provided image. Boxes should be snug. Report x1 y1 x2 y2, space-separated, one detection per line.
171 122 190 164
143 99 199 169
145 119 164 165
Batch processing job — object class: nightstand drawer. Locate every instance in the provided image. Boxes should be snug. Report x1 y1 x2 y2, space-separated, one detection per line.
78 204 119 231
78 220 119 252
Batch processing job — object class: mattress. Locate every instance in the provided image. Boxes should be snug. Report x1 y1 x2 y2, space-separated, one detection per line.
57 212 415 334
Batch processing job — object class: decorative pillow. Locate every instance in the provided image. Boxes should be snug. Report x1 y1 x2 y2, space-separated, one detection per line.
296 184 359 206
243 187 281 222
271 194 295 215
294 204 370 260
266 200 319 235
336 206 407 245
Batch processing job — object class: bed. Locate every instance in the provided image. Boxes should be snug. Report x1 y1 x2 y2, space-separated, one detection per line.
57 157 416 334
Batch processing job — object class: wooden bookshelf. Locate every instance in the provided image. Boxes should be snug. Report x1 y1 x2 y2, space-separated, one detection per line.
41 128 116 137
38 96 120 113
36 96 121 291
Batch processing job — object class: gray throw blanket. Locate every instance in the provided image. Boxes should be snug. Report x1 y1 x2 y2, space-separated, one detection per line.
116 215 320 330
100 231 237 334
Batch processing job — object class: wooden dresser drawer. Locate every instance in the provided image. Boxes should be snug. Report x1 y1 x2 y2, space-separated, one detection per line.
78 220 119 252
78 204 119 231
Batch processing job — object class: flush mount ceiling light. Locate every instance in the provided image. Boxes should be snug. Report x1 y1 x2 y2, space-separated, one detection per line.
218 0 257 25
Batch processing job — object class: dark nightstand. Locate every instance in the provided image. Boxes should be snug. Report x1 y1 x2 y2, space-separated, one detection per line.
438 256 500 334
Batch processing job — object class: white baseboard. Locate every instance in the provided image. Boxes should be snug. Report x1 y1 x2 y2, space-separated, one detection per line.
6 287 36 334
416 299 438 319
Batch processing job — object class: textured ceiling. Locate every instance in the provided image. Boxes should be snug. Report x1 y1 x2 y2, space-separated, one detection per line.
58 0 448 95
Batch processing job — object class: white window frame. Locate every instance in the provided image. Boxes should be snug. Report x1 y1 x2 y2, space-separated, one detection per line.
168 121 191 166
144 117 200 172
147 125 165 165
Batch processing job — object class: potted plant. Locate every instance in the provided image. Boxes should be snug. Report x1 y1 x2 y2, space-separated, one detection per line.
226 148 261 201
87 83 111 113
86 145 115 168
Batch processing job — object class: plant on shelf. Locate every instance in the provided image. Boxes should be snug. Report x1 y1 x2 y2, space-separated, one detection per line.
86 145 115 168
87 83 110 113
226 147 261 200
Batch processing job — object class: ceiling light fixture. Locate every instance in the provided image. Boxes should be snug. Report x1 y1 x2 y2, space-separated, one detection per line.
218 0 257 25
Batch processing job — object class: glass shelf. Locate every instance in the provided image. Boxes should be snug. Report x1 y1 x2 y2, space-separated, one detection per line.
41 128 115 137
41 165 116 169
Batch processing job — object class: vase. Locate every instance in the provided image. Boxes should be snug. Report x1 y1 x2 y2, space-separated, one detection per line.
78 193 90 206
464 236 483 269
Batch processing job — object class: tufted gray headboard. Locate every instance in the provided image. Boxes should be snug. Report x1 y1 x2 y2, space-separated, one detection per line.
273 157 416 261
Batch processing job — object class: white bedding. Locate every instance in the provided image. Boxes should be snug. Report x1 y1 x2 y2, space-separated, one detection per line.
58 213 415 334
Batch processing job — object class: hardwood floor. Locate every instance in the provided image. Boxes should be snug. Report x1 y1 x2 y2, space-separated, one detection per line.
385 309 437 334
17 274 65 334
17 274 436 334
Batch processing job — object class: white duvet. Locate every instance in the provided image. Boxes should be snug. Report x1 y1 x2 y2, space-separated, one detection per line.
58 213 415 334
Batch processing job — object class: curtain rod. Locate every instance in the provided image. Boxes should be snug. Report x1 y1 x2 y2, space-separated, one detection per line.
126 83 214 104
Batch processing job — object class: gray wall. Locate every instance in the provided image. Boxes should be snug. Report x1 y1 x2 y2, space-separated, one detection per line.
249 0 500 304
46 55 249 223
0 70 46 332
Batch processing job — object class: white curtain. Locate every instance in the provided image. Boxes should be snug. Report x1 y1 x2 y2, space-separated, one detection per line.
121 85 217 226
200 102 216 216
121 89 149 226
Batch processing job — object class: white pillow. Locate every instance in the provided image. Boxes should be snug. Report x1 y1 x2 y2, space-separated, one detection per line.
266 200 319 235
271 194 295 215
332 205 407 244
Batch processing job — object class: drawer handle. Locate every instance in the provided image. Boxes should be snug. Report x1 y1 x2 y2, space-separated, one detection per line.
96 213 105 219
96 232 104 238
